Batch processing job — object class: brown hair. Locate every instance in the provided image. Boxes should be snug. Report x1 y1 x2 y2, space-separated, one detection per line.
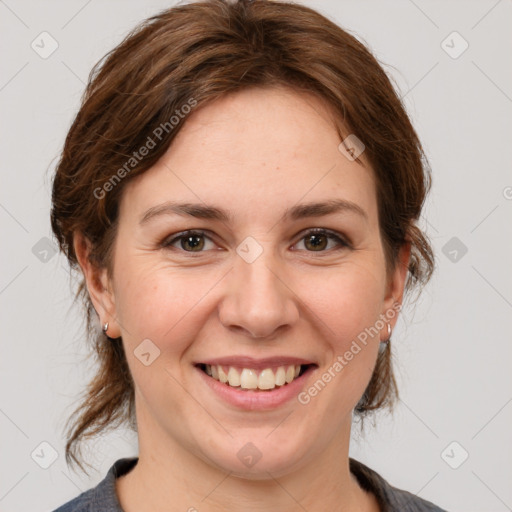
50 0 435 474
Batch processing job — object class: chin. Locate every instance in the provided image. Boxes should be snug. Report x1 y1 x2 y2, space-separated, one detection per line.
199 435 310 480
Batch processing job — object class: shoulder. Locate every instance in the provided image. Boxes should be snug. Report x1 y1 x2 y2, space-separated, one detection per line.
52 490 92 512
52 457 139 512
349 458 449 512
382 483 448 511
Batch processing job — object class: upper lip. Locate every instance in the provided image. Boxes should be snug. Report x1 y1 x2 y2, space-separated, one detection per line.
196 356 317 371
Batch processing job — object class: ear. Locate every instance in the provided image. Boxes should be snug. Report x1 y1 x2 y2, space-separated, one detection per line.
73 231 121 338
381 241 411 339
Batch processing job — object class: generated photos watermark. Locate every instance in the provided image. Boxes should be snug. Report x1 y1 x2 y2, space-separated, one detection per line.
93 97 198 200
297 302 402 405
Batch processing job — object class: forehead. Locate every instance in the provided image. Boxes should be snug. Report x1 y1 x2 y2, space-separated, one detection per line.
120 86 378 228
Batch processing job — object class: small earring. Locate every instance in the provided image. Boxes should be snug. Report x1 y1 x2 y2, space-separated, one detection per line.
380 322 392 345
102 322 109 335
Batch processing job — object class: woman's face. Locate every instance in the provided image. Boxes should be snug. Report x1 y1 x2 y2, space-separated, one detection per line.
88 86 409 477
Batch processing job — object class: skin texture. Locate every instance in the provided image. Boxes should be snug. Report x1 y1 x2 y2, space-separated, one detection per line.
75 86 410 512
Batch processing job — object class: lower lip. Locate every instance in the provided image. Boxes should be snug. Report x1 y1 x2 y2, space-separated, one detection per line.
195 365 316 411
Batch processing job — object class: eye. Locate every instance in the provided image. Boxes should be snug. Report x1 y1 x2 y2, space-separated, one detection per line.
293 228 350 252
161 228 350 254
162 230 216 252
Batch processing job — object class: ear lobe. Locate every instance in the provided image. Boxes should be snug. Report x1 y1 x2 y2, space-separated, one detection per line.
73 231 119 337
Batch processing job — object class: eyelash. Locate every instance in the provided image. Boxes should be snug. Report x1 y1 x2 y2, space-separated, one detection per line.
160 228 350 254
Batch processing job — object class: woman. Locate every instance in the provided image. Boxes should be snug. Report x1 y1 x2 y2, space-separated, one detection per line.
51 0 445 510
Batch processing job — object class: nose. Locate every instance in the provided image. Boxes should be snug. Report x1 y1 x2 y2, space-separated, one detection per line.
218 251 299 339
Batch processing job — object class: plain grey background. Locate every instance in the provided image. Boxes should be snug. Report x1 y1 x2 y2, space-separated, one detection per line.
1 1 511 511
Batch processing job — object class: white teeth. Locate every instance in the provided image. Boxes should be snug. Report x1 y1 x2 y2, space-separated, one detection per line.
203 364 304 390
285 365 295 383
240 369 258 389
275 366 286 386
218 366 228 383
258 368 276 390
227 367 241 387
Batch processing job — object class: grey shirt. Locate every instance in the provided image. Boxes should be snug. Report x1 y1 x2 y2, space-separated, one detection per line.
53 457 448 511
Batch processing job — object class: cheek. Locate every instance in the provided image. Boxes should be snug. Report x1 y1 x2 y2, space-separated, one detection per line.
114 262 218 353
296 260 385 404
299 261 385 343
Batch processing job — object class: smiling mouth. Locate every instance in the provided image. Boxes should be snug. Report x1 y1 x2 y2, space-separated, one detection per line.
196 363 316 391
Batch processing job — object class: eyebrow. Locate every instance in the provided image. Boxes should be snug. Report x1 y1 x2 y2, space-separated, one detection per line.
139 198 368 225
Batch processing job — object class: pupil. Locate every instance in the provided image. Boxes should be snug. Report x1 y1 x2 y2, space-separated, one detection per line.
183 235 203 251
307 234 326 251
